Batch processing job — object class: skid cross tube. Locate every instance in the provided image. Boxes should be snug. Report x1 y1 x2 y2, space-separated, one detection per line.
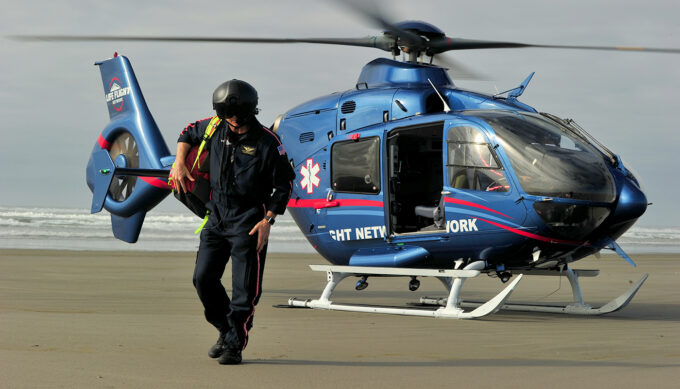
288 263 523 319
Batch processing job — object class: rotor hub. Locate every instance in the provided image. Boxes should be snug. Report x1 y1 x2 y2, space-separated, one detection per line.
390 20 445 40
114 153 128 168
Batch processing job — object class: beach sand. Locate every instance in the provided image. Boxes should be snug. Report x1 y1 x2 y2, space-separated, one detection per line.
1 249 678 388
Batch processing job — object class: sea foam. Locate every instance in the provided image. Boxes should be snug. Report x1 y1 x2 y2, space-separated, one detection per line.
0 206 676 253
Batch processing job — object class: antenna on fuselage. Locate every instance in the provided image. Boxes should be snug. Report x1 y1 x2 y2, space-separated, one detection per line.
427 78 451 113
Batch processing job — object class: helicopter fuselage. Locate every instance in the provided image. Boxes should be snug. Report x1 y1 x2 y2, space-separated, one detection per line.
278 58 647 270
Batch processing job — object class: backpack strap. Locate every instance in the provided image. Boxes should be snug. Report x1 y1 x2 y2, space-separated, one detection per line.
194 210 211 234
192 117 220 233
191 116 222 171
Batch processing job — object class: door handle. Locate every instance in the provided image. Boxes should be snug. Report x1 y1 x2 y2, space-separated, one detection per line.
314 200 339 209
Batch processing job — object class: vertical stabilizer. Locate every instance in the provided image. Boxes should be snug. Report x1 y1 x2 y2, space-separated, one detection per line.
111 212 146 243
97 53 154 122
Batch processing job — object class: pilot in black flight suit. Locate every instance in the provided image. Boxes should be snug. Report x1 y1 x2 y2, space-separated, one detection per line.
171 80 295 365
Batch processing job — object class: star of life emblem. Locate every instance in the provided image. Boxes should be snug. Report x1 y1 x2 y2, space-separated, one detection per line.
300 158 320 194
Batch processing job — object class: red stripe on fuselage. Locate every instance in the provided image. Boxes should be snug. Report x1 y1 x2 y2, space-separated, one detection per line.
140 176 172 189
474 216 585 245
98 134 111 150
287 198 383 209
443 197 512 219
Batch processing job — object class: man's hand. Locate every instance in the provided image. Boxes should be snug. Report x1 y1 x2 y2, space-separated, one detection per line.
170 161 194 194
249 219 271 252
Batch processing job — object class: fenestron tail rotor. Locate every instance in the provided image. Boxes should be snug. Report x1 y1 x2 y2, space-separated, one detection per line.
107 132 138 202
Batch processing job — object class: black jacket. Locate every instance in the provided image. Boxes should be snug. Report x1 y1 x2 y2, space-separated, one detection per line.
178 116 295 229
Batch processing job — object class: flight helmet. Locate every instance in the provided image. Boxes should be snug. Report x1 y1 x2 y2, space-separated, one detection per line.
212 79 259 124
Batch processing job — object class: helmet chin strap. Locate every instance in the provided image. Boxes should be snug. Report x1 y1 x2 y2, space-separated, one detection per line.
227 121 244 130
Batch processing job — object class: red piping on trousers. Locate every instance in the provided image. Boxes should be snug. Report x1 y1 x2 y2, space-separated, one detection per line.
242 205 266 350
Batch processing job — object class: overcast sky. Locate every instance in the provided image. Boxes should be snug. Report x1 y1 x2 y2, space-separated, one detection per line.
1 0 678 226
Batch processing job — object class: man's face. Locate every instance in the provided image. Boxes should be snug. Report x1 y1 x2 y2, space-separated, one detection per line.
225 115 239 128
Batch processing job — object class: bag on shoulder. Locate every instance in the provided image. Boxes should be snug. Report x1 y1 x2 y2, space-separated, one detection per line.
170 117 221 218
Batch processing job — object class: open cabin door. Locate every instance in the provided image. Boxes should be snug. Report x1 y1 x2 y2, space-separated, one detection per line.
385 121 446 236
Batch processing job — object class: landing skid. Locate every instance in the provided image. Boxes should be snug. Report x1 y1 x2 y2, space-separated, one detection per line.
420 268 649 315
288 262 523 319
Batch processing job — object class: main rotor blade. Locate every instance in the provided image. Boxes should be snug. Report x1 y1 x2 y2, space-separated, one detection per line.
433 54 488 81
11 34 394 51
429 37 680 54
13 34 679 56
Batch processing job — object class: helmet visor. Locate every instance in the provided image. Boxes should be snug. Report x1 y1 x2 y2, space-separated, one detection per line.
215 104 250 119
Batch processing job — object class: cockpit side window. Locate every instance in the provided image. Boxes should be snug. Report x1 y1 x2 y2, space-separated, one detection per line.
331 137 381 194
447 126 509 192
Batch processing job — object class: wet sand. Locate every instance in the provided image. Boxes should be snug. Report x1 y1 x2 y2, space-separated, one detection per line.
1 249 678 388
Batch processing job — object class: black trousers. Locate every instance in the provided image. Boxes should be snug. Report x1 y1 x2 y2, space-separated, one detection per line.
193 224 267 350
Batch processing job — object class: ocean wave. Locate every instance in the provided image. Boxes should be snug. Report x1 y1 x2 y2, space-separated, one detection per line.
0 206 677 252
0 206 308 251
618 227 680 240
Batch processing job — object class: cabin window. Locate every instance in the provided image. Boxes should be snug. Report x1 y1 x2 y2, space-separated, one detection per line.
447 126 509 192
331 137 381 194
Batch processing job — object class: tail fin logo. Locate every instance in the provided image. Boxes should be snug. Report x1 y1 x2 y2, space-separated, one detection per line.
106 77 131 112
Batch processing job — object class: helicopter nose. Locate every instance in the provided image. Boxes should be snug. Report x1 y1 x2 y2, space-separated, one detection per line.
610 178 648 225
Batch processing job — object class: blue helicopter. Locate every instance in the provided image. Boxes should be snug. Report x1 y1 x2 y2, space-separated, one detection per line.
69 11 680 318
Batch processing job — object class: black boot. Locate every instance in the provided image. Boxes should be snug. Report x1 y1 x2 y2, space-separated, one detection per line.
218 347 242 365
208 332 227 358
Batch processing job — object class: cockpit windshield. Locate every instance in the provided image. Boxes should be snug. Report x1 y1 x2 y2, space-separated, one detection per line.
467 111 616 202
